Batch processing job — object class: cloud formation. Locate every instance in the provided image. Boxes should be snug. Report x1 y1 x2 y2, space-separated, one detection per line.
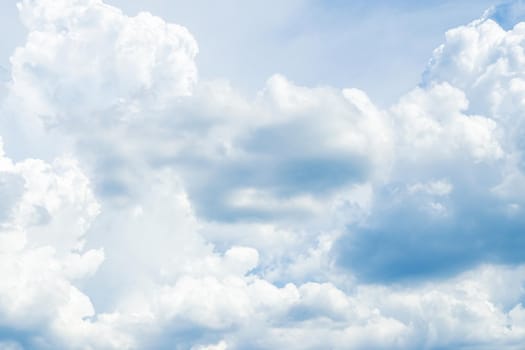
1 0 525 349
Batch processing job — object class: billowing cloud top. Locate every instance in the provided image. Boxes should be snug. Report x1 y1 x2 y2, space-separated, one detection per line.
1 0 525 349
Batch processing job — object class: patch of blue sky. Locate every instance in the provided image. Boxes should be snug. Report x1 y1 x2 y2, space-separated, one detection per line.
485 0 525 29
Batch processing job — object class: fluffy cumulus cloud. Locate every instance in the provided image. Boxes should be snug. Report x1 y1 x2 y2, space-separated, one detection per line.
337 5 525 283
2 0 525 349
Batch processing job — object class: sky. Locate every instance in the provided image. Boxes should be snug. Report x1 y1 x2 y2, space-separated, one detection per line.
1 0 525 349
102 0 495 104
0 0 497 105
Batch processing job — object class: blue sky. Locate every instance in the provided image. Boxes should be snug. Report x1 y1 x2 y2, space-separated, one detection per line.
1 0 496 105
1 0 525 349
104 0 496 105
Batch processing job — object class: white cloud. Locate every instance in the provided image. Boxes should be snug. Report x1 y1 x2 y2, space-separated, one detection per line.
391 82 503 163
408 179 453 196
2 0 525 349
14 0 198 114
192 341 228 350
0 137 133 349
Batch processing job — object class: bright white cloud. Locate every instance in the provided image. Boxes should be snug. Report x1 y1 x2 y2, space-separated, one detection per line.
0 137 133 349
14 0 197 115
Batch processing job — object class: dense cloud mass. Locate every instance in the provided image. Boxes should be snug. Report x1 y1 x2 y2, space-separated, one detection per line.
1 0 525 349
